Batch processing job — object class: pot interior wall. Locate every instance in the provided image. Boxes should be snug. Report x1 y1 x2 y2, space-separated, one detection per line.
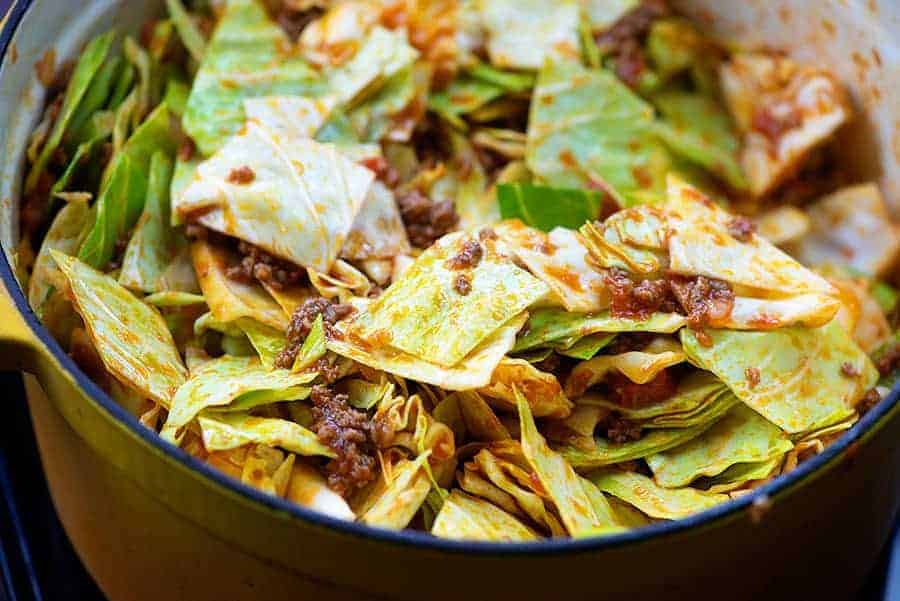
675 0 900 213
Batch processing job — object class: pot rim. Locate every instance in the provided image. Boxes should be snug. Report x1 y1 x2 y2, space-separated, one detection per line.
2 0 899 557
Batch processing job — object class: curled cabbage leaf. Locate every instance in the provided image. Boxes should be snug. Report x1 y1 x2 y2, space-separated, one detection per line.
666 177 841 329
358 454 433 530
646 404 793 488
588 469 727 519
577 371 726 422
559 420 718 470
51 250 187 406
198 412 333 457
699 456 781 494
513 307 685 354
565 337 686 398
681 319 877 434
432 490 540 541
161 355 316 442
191 241 288 330
29 200 92 344
457 391 512 442
480 358 572 419
463 447 565 535
341 180 411 261
517 388 617 535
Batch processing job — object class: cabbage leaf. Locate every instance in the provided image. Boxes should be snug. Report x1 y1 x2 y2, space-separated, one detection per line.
161 355 316 441
181 0 321 155
527 60 669 206
432 490 540 541
198 412 333 456
191 241 288 330
51 251 187 406
517 387 616 535
176 122 373 272
328 312 527 390
588 469 727 519
349 232 548 367
647 404 793 487
478 0 580 70
681 319 877 434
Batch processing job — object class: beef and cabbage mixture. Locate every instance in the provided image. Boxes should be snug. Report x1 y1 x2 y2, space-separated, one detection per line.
17 0 900 541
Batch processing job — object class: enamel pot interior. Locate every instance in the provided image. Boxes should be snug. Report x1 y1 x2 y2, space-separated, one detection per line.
0 1 898 600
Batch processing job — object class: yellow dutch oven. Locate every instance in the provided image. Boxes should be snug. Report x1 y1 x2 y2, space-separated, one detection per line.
0 1 898 600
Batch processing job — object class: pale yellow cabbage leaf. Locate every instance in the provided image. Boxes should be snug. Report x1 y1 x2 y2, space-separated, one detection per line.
589 469 727 520
480 358 573 419
432 490 541 541
494 220 609 313
161 355 316 442
681 319 877 434
192 241 288 330
646 404 793 488
517 387 615 536
359 454 432 530
175 122 373 272
350 231 548 367
328 312 527 390
198 412 333 457
51 250 187 406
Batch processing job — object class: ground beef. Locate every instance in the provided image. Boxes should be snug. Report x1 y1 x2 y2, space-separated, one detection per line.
225 240 306 290
745 367 761 389
478 227 498 242
184 223 208 240
227 165 255 185
611 38 648 88
858 388 882 415
751 104 804 145
314 356 343 385
309 385 377 497
360 156 400 189
275 297 354 369
604 415 643 444
727 215 757 242
606 332 657 355
453 273 472 296
178 138 196 162
668 274 735 330
594 0 670 89
876 342 900 377
604 268 680 320
273 1 327 40
840 362 860 378
445 238 483 270
397 189 459 248
607 368 678 409
20 171 54 241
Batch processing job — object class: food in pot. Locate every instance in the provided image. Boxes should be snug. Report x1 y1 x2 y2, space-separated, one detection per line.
18 0 900 542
